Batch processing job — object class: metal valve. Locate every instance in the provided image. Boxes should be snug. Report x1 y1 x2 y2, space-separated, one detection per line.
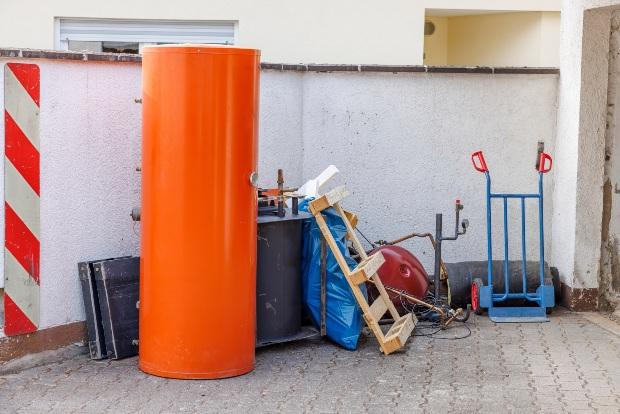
249 171 259 188
130 207 141 222
461 219 469 231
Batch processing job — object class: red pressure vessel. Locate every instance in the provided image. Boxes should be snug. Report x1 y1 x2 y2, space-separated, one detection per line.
370 246 429 310
139 45 260 379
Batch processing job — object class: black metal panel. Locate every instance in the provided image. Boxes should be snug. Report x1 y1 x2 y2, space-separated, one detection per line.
256 211 310 346
93 257 139 360
78 260 108 360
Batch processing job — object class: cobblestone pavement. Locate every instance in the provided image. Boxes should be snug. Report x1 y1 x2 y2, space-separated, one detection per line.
2 309 620 413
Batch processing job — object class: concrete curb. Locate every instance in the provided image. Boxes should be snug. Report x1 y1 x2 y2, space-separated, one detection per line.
0 343 87 375
581 312 620 337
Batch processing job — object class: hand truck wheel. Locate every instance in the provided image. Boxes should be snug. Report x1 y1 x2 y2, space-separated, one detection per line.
471 278 484 315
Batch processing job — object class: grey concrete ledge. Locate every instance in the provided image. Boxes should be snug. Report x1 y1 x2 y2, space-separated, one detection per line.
270 64 559 75
0 48 141 63
0 48 559 74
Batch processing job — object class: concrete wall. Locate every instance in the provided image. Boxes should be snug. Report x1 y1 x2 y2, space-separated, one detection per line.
540 12 562 65
0 58 307 330
552 0 620 310
0 59 142 329
298 71 558 269
0 57 559 331
0 0 560 66
600 10 620 310
257 71 305 187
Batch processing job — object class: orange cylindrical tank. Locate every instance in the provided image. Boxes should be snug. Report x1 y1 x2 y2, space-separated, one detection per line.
139 45 260 379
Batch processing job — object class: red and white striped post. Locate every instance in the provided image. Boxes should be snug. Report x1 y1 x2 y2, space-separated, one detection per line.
3 63 40 336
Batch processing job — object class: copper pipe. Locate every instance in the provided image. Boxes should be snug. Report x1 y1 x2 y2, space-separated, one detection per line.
371 281 465 328
380 232 448 280
385 286 445 317
368 280 445 318
442 308 463 328
383 231 433 246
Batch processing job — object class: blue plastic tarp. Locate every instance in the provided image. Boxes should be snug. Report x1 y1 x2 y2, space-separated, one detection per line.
299 199 366 350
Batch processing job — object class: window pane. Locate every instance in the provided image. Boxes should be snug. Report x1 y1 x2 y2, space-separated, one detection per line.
101 42 139 54
59 18 236 46
68 40 102 53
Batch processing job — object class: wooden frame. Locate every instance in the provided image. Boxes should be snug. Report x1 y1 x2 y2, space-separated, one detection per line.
308 187 416 355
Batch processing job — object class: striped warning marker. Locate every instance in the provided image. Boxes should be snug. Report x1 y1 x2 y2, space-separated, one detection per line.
4 63 40 336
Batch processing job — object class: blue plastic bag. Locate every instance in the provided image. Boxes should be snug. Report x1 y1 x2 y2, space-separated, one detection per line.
299 199 366 350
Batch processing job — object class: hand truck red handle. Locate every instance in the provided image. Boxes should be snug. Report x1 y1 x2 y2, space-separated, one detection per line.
538 152 553 173
471 151 488 173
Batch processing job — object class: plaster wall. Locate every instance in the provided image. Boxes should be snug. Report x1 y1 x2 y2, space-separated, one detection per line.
0 59 142 329
423 0 560 11
553 2 599 292
0 0 560 66
298 71 558 270
552 0 620 298
0 0 425 65
423 12 560 67
423 17 449 66
573 9 613 292
0 58 558 330
0 59 302 330
256 71 305 187
600 10 620 309
447 12 560 67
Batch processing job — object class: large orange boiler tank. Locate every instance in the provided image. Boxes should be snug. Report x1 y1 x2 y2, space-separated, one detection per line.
139 45 260 379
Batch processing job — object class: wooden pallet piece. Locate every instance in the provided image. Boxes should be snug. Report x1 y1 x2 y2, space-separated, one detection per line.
309 187 416 355
309 185 349 215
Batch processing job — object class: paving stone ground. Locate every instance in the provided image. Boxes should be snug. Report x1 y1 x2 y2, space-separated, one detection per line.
2 309 620 413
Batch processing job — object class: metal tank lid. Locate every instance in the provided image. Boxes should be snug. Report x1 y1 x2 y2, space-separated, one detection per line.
142 44 260 56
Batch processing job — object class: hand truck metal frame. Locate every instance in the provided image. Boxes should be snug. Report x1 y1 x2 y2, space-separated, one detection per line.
471 150 555 322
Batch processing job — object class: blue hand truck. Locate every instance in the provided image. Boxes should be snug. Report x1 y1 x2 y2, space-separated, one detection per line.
470 150 555 322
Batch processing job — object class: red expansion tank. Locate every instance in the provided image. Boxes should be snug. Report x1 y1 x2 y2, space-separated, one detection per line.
370 245 429 309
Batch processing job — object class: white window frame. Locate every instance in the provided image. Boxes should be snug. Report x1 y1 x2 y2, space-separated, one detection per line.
54 18 238 52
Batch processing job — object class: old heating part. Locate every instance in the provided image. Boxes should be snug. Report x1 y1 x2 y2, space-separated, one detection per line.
256 169 316 346
309 186 416 355
470 150 555 322
369 245 430 305
377 199 468 294
369 199 470 328
258 168 301 217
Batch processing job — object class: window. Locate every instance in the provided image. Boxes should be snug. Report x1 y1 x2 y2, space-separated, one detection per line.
57 18 236 54
68 41 140 54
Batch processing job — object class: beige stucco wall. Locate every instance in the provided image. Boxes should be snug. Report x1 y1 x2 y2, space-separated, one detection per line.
424 12 561 67
552 0 620 301
0 0 559 65
424 17 449 65
424 0 560 11
540 11 562 65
